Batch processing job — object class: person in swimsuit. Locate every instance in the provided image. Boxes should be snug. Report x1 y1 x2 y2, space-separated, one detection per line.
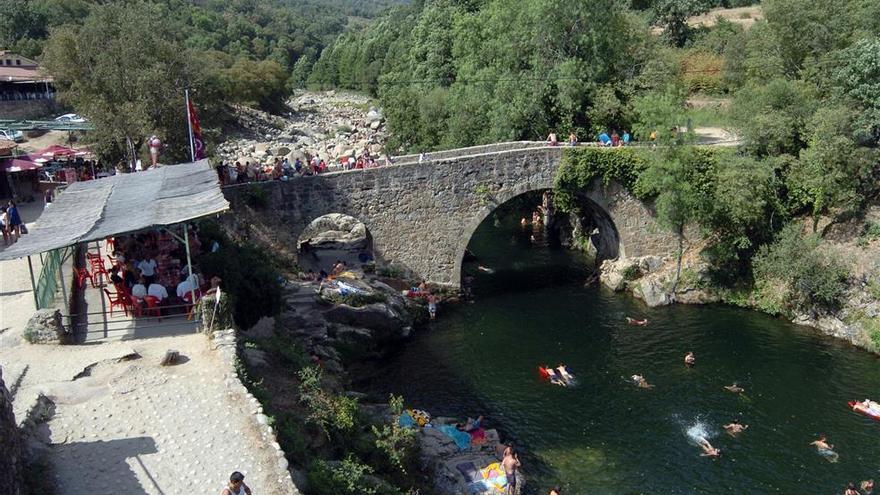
845 482 859 495
556 364 574 383
724 382 744 393
811 434 839 462
861 479 874 495
723 419 748 436
550 486 562 495
220 471 252 495
631 374 653 389
502 448 521 495
698 438 721 458
546 367 566 386
684 352 695 367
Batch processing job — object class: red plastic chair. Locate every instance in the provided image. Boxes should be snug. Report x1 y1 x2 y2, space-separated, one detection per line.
75 267 94 289
103 288 130 317
142 295 162 320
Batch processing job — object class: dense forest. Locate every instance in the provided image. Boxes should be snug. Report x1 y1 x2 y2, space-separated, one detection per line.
306 0 880 341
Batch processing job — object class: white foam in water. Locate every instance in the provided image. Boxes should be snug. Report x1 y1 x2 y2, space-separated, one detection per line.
685 420 714 446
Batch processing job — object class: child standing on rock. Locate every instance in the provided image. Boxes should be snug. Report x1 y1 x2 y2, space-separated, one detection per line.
427 293 438 320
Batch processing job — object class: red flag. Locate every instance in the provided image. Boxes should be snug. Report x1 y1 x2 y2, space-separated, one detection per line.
187 98 206 160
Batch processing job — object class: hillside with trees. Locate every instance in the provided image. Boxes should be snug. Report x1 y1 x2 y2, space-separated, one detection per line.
307 0 880 347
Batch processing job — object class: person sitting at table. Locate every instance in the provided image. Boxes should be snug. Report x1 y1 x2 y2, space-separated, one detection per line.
131 276 148 302
138 256 158 286
148 280 169 302
176 273 199 300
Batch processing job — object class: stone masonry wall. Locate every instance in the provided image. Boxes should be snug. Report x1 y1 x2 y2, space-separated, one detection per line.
0 366 24 495
224 144 685 286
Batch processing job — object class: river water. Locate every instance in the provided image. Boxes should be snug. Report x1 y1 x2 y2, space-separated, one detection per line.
360 208 880 494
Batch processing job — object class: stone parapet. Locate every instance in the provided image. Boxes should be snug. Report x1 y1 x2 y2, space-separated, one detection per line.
208 328 301 493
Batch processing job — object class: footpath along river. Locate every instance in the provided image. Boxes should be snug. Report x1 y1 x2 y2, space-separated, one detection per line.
359 208 880 494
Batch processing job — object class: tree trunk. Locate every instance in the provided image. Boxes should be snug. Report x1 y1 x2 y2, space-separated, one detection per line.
670 223 684 300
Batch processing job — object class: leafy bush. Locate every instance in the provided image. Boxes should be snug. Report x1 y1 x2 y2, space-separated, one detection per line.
857 222 880 248
554 147 647 211
322 291 388 308
371 395 418 475
196 222 283 329
298 366 360 437
622 264 642 281
308 456 377 495
681 51 724 94
752 224 849 314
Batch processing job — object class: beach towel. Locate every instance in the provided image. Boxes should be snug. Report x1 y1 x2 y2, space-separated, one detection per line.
336 281 363 296
398 411 415 428
465 462 508 493
438 424 472 451
469 427 486 444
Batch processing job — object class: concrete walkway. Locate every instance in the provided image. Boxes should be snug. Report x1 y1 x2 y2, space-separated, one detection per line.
1 201 294 495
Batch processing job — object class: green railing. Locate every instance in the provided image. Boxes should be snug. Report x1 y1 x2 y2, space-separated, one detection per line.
35 247 71 309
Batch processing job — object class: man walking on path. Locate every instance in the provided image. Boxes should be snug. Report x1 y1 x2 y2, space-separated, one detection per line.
220 471 252 495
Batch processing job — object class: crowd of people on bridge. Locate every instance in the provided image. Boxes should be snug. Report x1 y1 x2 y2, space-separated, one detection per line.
546 129 633 147
216 149 393 185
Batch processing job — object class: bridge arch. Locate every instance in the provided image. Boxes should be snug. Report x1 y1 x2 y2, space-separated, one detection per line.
451 181 624 287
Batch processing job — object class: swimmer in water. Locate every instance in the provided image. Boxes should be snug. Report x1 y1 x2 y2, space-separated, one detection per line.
852 399 880 415
724 382 744 393
723 419 748 436
845 482 859 495
520 217 528 227
684 352 695 367
860 479 874 494
810 434 839 462
545 367 567 387
477 265 495 274
626 317 648 326
698 438 721 458
556 364 575 383
631 374 653 389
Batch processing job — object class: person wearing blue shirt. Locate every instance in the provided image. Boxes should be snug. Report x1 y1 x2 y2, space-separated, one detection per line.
622 130 631 146
598 132 612 146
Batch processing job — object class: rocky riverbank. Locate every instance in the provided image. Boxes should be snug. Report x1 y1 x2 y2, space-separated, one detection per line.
598 208 880 354
216 91 387 167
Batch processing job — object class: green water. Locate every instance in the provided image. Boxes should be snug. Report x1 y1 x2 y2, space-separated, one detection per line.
361 212 880 494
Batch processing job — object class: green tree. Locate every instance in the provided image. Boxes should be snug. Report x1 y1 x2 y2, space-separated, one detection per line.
651 0 709 47
833 37 880 145
729 78 817 156
41 2 225 163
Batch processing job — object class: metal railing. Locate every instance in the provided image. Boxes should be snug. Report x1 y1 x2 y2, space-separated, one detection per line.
35 246 71 309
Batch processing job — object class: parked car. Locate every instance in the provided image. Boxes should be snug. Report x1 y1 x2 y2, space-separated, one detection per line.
0 129 25 142
54 113 88 123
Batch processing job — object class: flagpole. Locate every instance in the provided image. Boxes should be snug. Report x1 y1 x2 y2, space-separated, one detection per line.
185 88 195 162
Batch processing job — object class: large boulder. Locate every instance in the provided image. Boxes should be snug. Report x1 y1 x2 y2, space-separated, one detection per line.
324 303 406 335
301 213 368 251
366 107 383 123
23 308 68 344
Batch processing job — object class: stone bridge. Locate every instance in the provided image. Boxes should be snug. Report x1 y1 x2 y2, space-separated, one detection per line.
224 142 684 287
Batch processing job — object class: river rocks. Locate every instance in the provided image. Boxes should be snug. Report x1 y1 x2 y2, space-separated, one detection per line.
301 213 369 251
217 91 387 166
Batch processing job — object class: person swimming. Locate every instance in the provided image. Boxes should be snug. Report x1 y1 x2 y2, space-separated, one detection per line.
724 382 744 393
811 434 839 463
853 399 880 415
556 364 575 383
723 419 748 436
477 265 495 274
684 352 695 367
545 367 567 386
626 317 648 326
698 438 721 458
631 374 653 389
